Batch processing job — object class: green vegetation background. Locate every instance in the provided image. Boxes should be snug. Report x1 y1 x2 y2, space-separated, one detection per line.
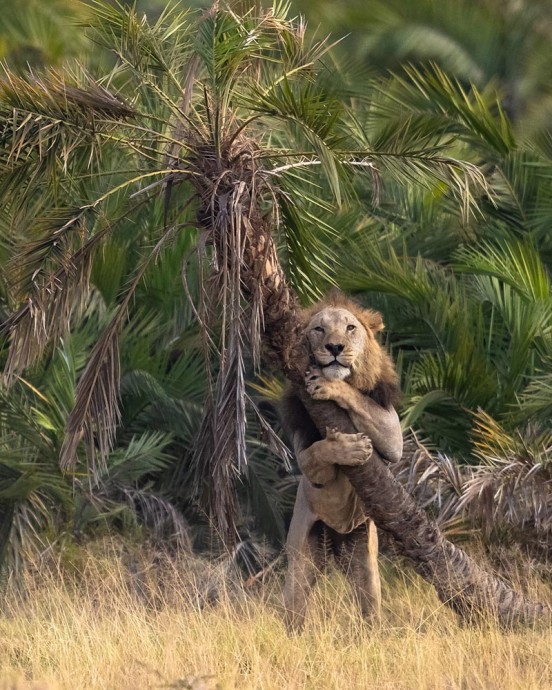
1 0 551 574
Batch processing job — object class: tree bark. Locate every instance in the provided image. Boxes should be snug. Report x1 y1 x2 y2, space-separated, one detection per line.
243 222 551 628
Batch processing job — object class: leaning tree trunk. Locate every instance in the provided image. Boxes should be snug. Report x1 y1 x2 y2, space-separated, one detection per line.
239 220 551 628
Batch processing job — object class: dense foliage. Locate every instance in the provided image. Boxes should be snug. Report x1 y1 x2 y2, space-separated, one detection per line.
0 0 551 571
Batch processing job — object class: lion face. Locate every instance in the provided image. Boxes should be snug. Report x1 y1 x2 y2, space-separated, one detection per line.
298 291 400 405
306 307 373 381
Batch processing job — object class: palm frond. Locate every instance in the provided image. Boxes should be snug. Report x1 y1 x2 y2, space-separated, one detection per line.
103 431 174 483
88 0 193 76
516 371 552 426
455 239 551 301
3 238 93 383
60 223 178 476
116 486 192 551
1 198 150 382
0 67 134 164
377 63 515 157
246 75 348 203
458 410 552 535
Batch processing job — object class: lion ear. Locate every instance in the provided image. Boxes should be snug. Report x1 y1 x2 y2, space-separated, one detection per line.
364 309 384 333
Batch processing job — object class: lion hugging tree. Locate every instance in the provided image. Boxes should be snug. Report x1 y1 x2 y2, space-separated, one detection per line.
280 292 403 631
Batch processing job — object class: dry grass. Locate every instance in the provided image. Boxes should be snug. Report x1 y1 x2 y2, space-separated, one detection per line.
0 539 550 690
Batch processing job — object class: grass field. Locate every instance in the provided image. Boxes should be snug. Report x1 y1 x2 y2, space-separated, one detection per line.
0 539 550 690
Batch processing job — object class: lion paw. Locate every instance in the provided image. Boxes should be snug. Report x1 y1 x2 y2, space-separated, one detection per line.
310 386 333 401
325 430 373 466
305 368 342 401
304 366 321 384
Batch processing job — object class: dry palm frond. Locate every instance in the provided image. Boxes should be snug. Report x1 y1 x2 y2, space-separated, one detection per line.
0 68 134 121
2 197 154 384
116 485 192 553
246 393 291 471
0 69 135 186
60 310 121 477
458 411 552 536
3 223 94 383
187 128 268 541
392 420 552 546
389 433 472 536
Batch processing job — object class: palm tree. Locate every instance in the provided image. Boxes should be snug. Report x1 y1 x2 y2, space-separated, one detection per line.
0 1 549 623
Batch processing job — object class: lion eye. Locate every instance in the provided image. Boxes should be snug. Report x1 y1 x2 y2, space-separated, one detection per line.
346 324 356 331
313 326 324 333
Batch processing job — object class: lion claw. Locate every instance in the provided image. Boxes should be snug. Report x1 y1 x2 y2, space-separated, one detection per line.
305 367 327 398
324 431 373 466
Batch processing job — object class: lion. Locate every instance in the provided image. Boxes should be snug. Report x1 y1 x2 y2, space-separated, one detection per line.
280 291 403 631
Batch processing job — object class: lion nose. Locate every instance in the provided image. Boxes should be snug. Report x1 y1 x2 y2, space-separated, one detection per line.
325 343 344 356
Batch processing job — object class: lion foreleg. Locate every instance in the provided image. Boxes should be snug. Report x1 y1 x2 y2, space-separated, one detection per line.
305 371 403 462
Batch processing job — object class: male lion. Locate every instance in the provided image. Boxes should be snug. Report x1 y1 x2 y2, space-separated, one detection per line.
281 292 403 631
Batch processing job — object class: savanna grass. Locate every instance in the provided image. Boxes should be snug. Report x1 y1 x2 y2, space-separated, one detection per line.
0 539 550 690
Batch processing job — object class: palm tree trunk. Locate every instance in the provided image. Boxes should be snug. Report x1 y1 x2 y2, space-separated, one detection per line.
242 221 551 628
242 222 304 383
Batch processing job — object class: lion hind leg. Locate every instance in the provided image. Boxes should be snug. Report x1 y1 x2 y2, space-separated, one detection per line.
284 528 328 632
333 520 382 624
283 554 317 632
284 487 328 632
